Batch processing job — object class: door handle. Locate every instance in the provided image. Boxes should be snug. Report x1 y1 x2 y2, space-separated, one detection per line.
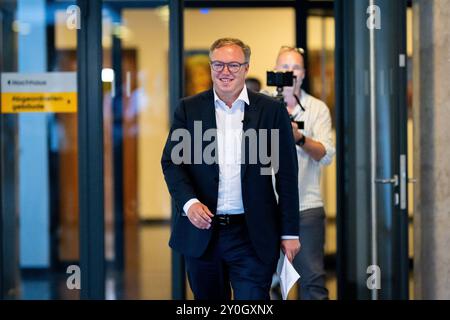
375 174 399 186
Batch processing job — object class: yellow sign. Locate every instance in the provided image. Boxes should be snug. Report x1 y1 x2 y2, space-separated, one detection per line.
1 72 77 113
1 92 77 113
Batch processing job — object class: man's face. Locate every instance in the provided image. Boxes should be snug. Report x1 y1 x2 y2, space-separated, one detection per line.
275 51 305 96
210 45 249 98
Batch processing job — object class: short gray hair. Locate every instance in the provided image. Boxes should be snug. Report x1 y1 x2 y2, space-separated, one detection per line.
209 38 251 62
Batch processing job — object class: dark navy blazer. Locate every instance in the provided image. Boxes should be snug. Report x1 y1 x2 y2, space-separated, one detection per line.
161 89 299 264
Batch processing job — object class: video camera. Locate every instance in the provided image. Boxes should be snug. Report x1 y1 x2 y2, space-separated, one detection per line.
266 71 304 130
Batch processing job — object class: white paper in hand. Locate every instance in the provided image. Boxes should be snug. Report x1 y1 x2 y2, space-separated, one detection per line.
277 253 300 300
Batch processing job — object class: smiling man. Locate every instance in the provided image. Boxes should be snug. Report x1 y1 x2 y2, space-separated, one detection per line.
161 38 300 300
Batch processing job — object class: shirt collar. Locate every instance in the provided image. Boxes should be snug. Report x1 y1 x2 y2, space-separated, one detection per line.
290 90 309 118
299 89 309 108
213 85 250 106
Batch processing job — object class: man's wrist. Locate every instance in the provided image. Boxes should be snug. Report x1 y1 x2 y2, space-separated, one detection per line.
296 134 306 147
183 198 200 216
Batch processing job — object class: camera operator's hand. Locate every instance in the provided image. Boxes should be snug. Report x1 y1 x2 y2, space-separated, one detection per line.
291 121 303 143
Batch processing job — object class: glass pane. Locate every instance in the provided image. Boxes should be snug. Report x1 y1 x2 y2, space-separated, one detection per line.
306 14 337 300
1 0 79 299
101 1 171 299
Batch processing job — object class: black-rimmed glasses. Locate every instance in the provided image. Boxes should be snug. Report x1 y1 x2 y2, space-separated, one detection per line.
210 61 248 73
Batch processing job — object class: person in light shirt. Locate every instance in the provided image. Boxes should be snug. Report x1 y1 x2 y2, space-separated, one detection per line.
161 38 301 300
273 46 336 300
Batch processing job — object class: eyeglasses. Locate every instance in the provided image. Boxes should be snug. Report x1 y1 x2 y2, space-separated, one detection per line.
279 46 305 56
210 61 248 73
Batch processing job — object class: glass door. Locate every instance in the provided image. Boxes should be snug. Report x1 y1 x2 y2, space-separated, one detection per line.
100 0 183 299
335 0 409 299
1 0 80 299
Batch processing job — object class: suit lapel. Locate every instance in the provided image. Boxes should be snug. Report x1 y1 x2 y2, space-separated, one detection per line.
201 89 219 175
201 90 216 130
241 91 261 181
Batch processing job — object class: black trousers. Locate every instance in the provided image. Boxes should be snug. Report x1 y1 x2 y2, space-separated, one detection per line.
184 219 276 300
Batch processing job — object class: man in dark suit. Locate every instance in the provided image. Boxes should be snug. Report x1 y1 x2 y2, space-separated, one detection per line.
161 38 300 300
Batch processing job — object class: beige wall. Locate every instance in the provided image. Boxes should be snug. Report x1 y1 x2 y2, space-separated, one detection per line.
185 8 295 91
307 15 337 221
307 16 335 51
121 9 171 220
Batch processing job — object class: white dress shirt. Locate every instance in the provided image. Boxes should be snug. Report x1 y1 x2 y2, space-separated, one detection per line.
291 90 335 211
214 88 248 215
183 86 247 215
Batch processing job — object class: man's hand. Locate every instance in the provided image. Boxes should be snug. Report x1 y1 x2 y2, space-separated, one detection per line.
187 202 214 229
281 239 301 262
291 122 303 143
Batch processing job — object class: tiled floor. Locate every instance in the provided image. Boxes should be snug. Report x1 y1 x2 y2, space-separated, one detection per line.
120 223 338 300
117 223 415 300
19 223 413 300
